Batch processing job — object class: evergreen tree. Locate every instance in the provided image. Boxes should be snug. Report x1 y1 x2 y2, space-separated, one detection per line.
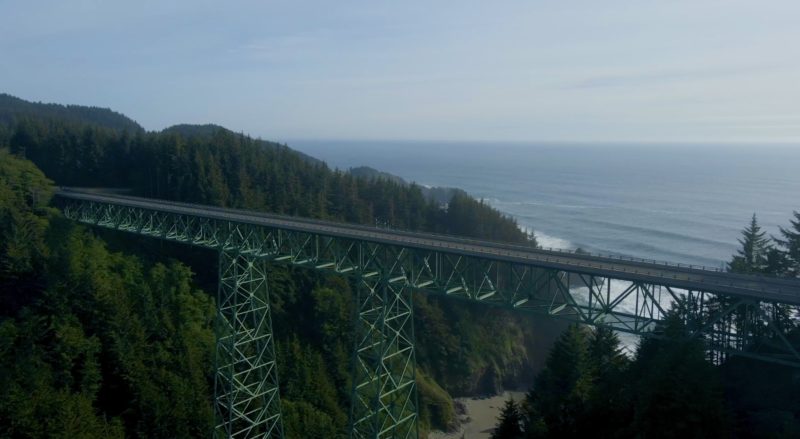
775 210 800 277
764 246 789 276
491 398 524 439
729 214 772 274
523 325 593 438
0 152 216 438
626 312 732 439
0 149 55 314
587 327 628 375
0 100 568 436
584 327 630 437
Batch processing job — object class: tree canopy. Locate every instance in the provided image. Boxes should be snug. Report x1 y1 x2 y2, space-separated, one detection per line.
0 98 555 437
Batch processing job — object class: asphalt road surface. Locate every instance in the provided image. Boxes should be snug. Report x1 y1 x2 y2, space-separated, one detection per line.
56 188 800 305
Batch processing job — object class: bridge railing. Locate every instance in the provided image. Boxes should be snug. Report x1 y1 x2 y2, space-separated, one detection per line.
56 191 800 362
57 188 799 287
371 224 797 283
366 222 798 284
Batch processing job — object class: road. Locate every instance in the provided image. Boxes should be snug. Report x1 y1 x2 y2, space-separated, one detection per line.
56 188 800 305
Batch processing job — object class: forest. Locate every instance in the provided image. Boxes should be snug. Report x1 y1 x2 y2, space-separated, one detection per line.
490 213 800 438
0 94 559 438
2 93 799 438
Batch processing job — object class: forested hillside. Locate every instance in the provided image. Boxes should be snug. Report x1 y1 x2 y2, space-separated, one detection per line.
0 94 560 438
490 213 800 439
492 313 800 438
162 123 322 165
0 93 143 132
0 101 530 244
348 166 466 205
0 150 214 437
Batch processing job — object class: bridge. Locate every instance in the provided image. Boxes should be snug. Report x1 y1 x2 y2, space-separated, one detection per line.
55 188 800 439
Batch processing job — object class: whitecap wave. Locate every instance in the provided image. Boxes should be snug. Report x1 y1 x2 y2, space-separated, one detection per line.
534 231 572 250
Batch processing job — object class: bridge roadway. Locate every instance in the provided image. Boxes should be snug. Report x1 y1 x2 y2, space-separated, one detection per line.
56 188 800 306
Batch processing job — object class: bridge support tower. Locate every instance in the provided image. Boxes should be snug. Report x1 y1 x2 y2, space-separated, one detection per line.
214 250 284 439
350 274 419 439
58 192 800 439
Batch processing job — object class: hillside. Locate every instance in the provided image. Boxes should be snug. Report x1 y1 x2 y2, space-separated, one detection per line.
0 94 320 166
0 94 559 438
348 165 407 185
348 166 466 205
163 123 322 165
0 93 143 132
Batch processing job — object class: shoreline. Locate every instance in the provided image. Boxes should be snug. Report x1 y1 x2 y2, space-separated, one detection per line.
428 391 526 439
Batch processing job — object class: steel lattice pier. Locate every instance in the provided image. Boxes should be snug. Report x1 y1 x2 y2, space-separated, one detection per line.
57 191 800 439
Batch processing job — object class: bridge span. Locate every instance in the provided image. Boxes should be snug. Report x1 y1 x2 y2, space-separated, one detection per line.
55 188 800 439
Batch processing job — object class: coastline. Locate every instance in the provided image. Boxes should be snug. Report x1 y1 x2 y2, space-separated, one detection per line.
428 391 526 439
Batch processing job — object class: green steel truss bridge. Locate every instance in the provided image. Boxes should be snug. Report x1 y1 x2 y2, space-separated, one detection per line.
55 189 800 439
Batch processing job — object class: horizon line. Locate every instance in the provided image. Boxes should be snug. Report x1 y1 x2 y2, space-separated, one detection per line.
280 137 800 147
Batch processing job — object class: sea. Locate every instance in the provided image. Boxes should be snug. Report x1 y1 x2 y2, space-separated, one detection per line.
291 140 800 269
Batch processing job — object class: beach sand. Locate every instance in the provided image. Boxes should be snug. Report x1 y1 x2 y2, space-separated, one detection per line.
428 391 526 439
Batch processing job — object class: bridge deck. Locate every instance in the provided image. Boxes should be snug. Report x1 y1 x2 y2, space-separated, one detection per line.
56 189 800 305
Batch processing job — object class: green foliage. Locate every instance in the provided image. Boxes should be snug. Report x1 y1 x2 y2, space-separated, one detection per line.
721 356 800 439
721 213 800 437
279 335 346 436
40 224 215 438
524 325 594 438
417 370 456 434
415 294 542 400
445 193 534 244
0 93 143 132
582 327 630 437
0 153 215 438
281 400 339 439
775 210 800 277
511 319 742 438
729 214 772 274
0 149 55 286
2 99 556 437
4 95 798 438
0 315 125 439
491 398 524 439
729 211 800 278
626 314 731 439
5 114 534 246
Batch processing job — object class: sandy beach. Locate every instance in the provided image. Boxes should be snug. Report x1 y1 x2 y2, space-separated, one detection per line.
428 391 527 439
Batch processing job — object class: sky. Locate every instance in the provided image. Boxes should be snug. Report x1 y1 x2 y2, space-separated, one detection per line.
2 0 799 143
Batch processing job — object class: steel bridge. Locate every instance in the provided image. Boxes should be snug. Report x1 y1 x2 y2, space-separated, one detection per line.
55 189 800 439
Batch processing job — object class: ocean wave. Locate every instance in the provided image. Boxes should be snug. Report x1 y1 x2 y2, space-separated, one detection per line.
574 217 734 248
488 199 607 210
570 279 695 351
512 211 729 266
605 239 728 267
533 231 573 250
487 197 743 220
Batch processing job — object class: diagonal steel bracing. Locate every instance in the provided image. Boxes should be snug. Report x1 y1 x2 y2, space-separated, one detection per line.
57 191 800 438
350 274 418 439
215 250 284 439
60 194 800 366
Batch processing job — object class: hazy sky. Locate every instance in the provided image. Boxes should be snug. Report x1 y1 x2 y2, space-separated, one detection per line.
2 0 799 143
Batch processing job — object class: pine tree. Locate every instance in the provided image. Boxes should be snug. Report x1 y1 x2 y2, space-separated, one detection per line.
523 325 593 437
584 328 630 438
588 327 628 375
775 210 800 277
729 214 772 274
764 246 789 276
627 312 732 438
491 398 524 439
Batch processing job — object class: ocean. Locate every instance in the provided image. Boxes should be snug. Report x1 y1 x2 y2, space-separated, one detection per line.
290 140 800 268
